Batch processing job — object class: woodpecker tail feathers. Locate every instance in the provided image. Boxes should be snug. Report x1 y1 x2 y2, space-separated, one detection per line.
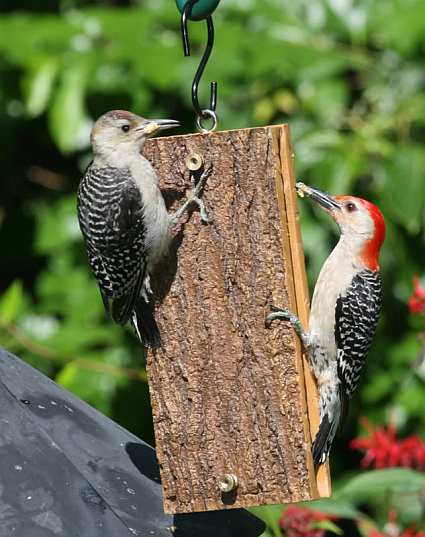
312 385 346 466
312 414 337 466
131 298 162 349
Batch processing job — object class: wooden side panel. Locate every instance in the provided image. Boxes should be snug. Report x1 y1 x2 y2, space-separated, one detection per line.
277 126 332 497
143 125 330 514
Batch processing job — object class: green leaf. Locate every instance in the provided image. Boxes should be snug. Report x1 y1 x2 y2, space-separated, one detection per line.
259 529 274 537
299 498 363 519
0 280 24 323
300 79 348 127
56 361 78 386
250 505 282 537
335 469 425 502
379 145 425 234
55 349 130 414
49 59 91 153
23 57 59 117
371 0 425 53
33 196 81 254
311 520 343 535
394 491 425 526
362 373 394 403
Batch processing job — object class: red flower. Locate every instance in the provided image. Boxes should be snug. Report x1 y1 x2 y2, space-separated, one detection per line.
279 505 336 537
401 530 425 537
350 419 425 470
409 276 425 315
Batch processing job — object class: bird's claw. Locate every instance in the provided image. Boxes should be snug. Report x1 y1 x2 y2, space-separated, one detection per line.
269 305 291 315
169 166 212 227
188 166 212 223
265 306 292 327
191 197 209 223
191 165 212 195
182 193 209 223
266 306 311 351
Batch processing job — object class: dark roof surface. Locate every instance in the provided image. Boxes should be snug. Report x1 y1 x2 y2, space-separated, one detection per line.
0 348 265 537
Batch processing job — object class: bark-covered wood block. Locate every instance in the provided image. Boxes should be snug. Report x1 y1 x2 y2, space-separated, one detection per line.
143 125 331 514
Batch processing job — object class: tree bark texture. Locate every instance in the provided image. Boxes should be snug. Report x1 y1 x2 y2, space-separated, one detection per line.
143 125 331 514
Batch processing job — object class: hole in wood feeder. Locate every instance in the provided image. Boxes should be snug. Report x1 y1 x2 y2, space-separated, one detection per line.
218 473 238 493
185 153 203 171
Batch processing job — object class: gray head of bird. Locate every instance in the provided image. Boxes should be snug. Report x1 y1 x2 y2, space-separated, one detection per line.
90 110 179 161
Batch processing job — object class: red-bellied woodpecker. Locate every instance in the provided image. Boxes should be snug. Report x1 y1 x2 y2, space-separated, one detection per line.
77 110 210 348
266 182 385 466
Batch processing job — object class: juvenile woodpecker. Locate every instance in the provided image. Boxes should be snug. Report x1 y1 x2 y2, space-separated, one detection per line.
266 182 385 466
77 110 209 348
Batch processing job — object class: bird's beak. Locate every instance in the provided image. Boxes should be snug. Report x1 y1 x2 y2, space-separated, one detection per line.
138 119 180 136
296 182 341 212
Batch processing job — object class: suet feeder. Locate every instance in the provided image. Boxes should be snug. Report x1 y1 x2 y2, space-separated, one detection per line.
138 0 331 516
143 124 332 514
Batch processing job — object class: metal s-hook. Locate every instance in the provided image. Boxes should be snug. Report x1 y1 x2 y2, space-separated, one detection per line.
181 0 218 133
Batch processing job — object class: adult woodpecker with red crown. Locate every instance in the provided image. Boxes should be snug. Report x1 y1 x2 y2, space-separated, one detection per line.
266 182 385 466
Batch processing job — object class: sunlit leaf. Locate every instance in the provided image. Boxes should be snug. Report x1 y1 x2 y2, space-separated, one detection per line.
0 280 24 323
23 57 59 117
335 469 425 501
379 145 425 233
55 349 130 415
33 196 81 254
311 519 343 535
49 59 92 153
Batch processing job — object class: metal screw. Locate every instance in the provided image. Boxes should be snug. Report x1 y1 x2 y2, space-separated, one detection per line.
218 473 238 493
185 153 204 171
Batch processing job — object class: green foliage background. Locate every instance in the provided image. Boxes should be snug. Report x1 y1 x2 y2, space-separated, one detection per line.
0 0 424 532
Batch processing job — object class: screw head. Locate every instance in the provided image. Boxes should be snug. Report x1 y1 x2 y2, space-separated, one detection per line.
185 153 204 171
218 473 238 493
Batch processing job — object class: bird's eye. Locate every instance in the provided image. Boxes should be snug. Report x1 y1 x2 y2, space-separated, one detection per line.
121 124 130 133
345 202 357 212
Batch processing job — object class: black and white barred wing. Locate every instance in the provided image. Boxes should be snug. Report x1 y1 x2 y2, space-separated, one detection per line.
77 164 147 325
335 269 382 399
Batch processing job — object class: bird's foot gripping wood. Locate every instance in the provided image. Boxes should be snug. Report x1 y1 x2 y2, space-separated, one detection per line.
266 306 311 351
169 166 212 227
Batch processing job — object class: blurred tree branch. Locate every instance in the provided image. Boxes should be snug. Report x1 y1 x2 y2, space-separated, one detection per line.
0 316 148 383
